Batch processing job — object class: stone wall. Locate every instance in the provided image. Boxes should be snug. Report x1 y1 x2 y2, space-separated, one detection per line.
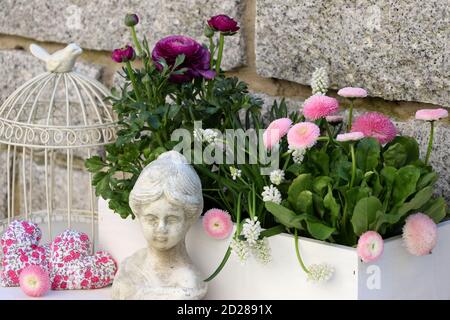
0 0 448 216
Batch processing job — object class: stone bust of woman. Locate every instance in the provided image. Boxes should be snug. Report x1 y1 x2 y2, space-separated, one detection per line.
111 151 207 300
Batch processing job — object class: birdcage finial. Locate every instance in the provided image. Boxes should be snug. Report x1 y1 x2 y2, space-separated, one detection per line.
30 43 83 73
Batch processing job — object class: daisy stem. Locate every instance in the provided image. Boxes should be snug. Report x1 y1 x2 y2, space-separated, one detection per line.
425 121 434 166
324 121 335 144
347 99 354 131
283 154 291 171
215 33 225 74
350 143 356 188
294 229 310 274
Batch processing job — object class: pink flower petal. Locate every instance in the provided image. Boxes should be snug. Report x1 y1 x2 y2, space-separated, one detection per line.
357 231 384 263
203 209 234 240
287 122 320 149
337 87 368 98
402 213 437 256
415 108 448 121
263 118 293 149
302 95 339 120
351 112 397 144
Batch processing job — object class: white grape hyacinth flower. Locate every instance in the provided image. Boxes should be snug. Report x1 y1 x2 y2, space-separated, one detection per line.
311 67 329 96
230 166 242 180
288 145 306 164
202 129 219 144
269 169 285 185
253 238 272 264
261 185 282 204
230 238 250 263
242 217 262 246
307 263 335 283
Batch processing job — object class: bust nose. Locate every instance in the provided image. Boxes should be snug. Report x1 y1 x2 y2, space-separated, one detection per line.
156 219 168 234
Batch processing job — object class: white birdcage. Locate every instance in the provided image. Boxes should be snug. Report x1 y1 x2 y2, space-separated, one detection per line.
0 43 118 246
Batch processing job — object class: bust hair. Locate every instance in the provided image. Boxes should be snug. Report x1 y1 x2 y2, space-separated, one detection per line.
129 151 203 221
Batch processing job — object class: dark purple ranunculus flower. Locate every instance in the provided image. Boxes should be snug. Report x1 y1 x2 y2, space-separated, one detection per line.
111 45 136 63
207 15 240 34
152 35 215 83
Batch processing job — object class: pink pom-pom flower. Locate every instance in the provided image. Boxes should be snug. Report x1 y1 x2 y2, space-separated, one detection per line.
326 115 344 124
357 231 384 263
415 108 448 121
402 213 437 256
203 209 234 240
337 87 368 98
302 95 339 120
287 122 320 149
263 118 293 149
336 132 364 142
351 112 397 144
19 265 51 297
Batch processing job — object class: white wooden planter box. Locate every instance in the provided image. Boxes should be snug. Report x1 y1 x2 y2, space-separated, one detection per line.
98 198 450 300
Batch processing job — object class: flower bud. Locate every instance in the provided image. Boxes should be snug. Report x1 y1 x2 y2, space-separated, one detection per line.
204 24 215 38
124 13 139 27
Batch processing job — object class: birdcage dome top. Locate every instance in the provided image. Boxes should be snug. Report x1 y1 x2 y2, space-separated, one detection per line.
0 43 118 149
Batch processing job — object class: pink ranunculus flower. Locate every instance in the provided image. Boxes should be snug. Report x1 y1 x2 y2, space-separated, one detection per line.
336 132 364 142
207 15 240 34
263 118 293 149
152 35 215 83
402 213 437 256
357 231 384 263
203 209 234 240
111 45 135 63
415 108 448 121
337 87 368 98
351 112 397 144
302 95 339 120
287 122 320 149
19 265 51 297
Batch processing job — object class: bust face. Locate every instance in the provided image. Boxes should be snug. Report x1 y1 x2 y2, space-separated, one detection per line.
134 196 188 251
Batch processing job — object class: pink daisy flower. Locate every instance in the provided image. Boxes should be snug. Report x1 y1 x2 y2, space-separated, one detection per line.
336 132 364 142
351 112 397 144
287 122 320 149
203 208 234 240
302 95 339 120
263 118 293 149
337 87 368 98
19 265 51 297
357 231 384 263
326 115 344 124
415 108 448 121
402 213 437 256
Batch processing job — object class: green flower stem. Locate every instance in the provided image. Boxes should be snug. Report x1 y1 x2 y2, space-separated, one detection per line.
294 229 310 275
130 26 143 57
425 121 435 165
318 136 330 141
125 61 143 102
283 154 291 171
324 121 335 144
347 99 354 131
350 143 356 188
209 37 215 69
215 33 225 74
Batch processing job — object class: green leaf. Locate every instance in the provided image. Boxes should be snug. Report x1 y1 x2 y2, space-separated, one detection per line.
85 156 105 172
396 186 433 216
287 174 313 209
381 166 397 187
324 186 340 225
305 216 335 241
392 165 421 205
351 196 383 236
313 176 333 197
385 136 420 164
167 104 182 120
356 138 381 172
265 202 304 229
295 191 313 215
310 150 329 175
421 197 447 223
416 172 438 190
383 143 407 168
344 186 371 218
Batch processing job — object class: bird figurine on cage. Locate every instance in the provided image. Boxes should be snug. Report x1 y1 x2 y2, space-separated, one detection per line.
29 43 83 73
